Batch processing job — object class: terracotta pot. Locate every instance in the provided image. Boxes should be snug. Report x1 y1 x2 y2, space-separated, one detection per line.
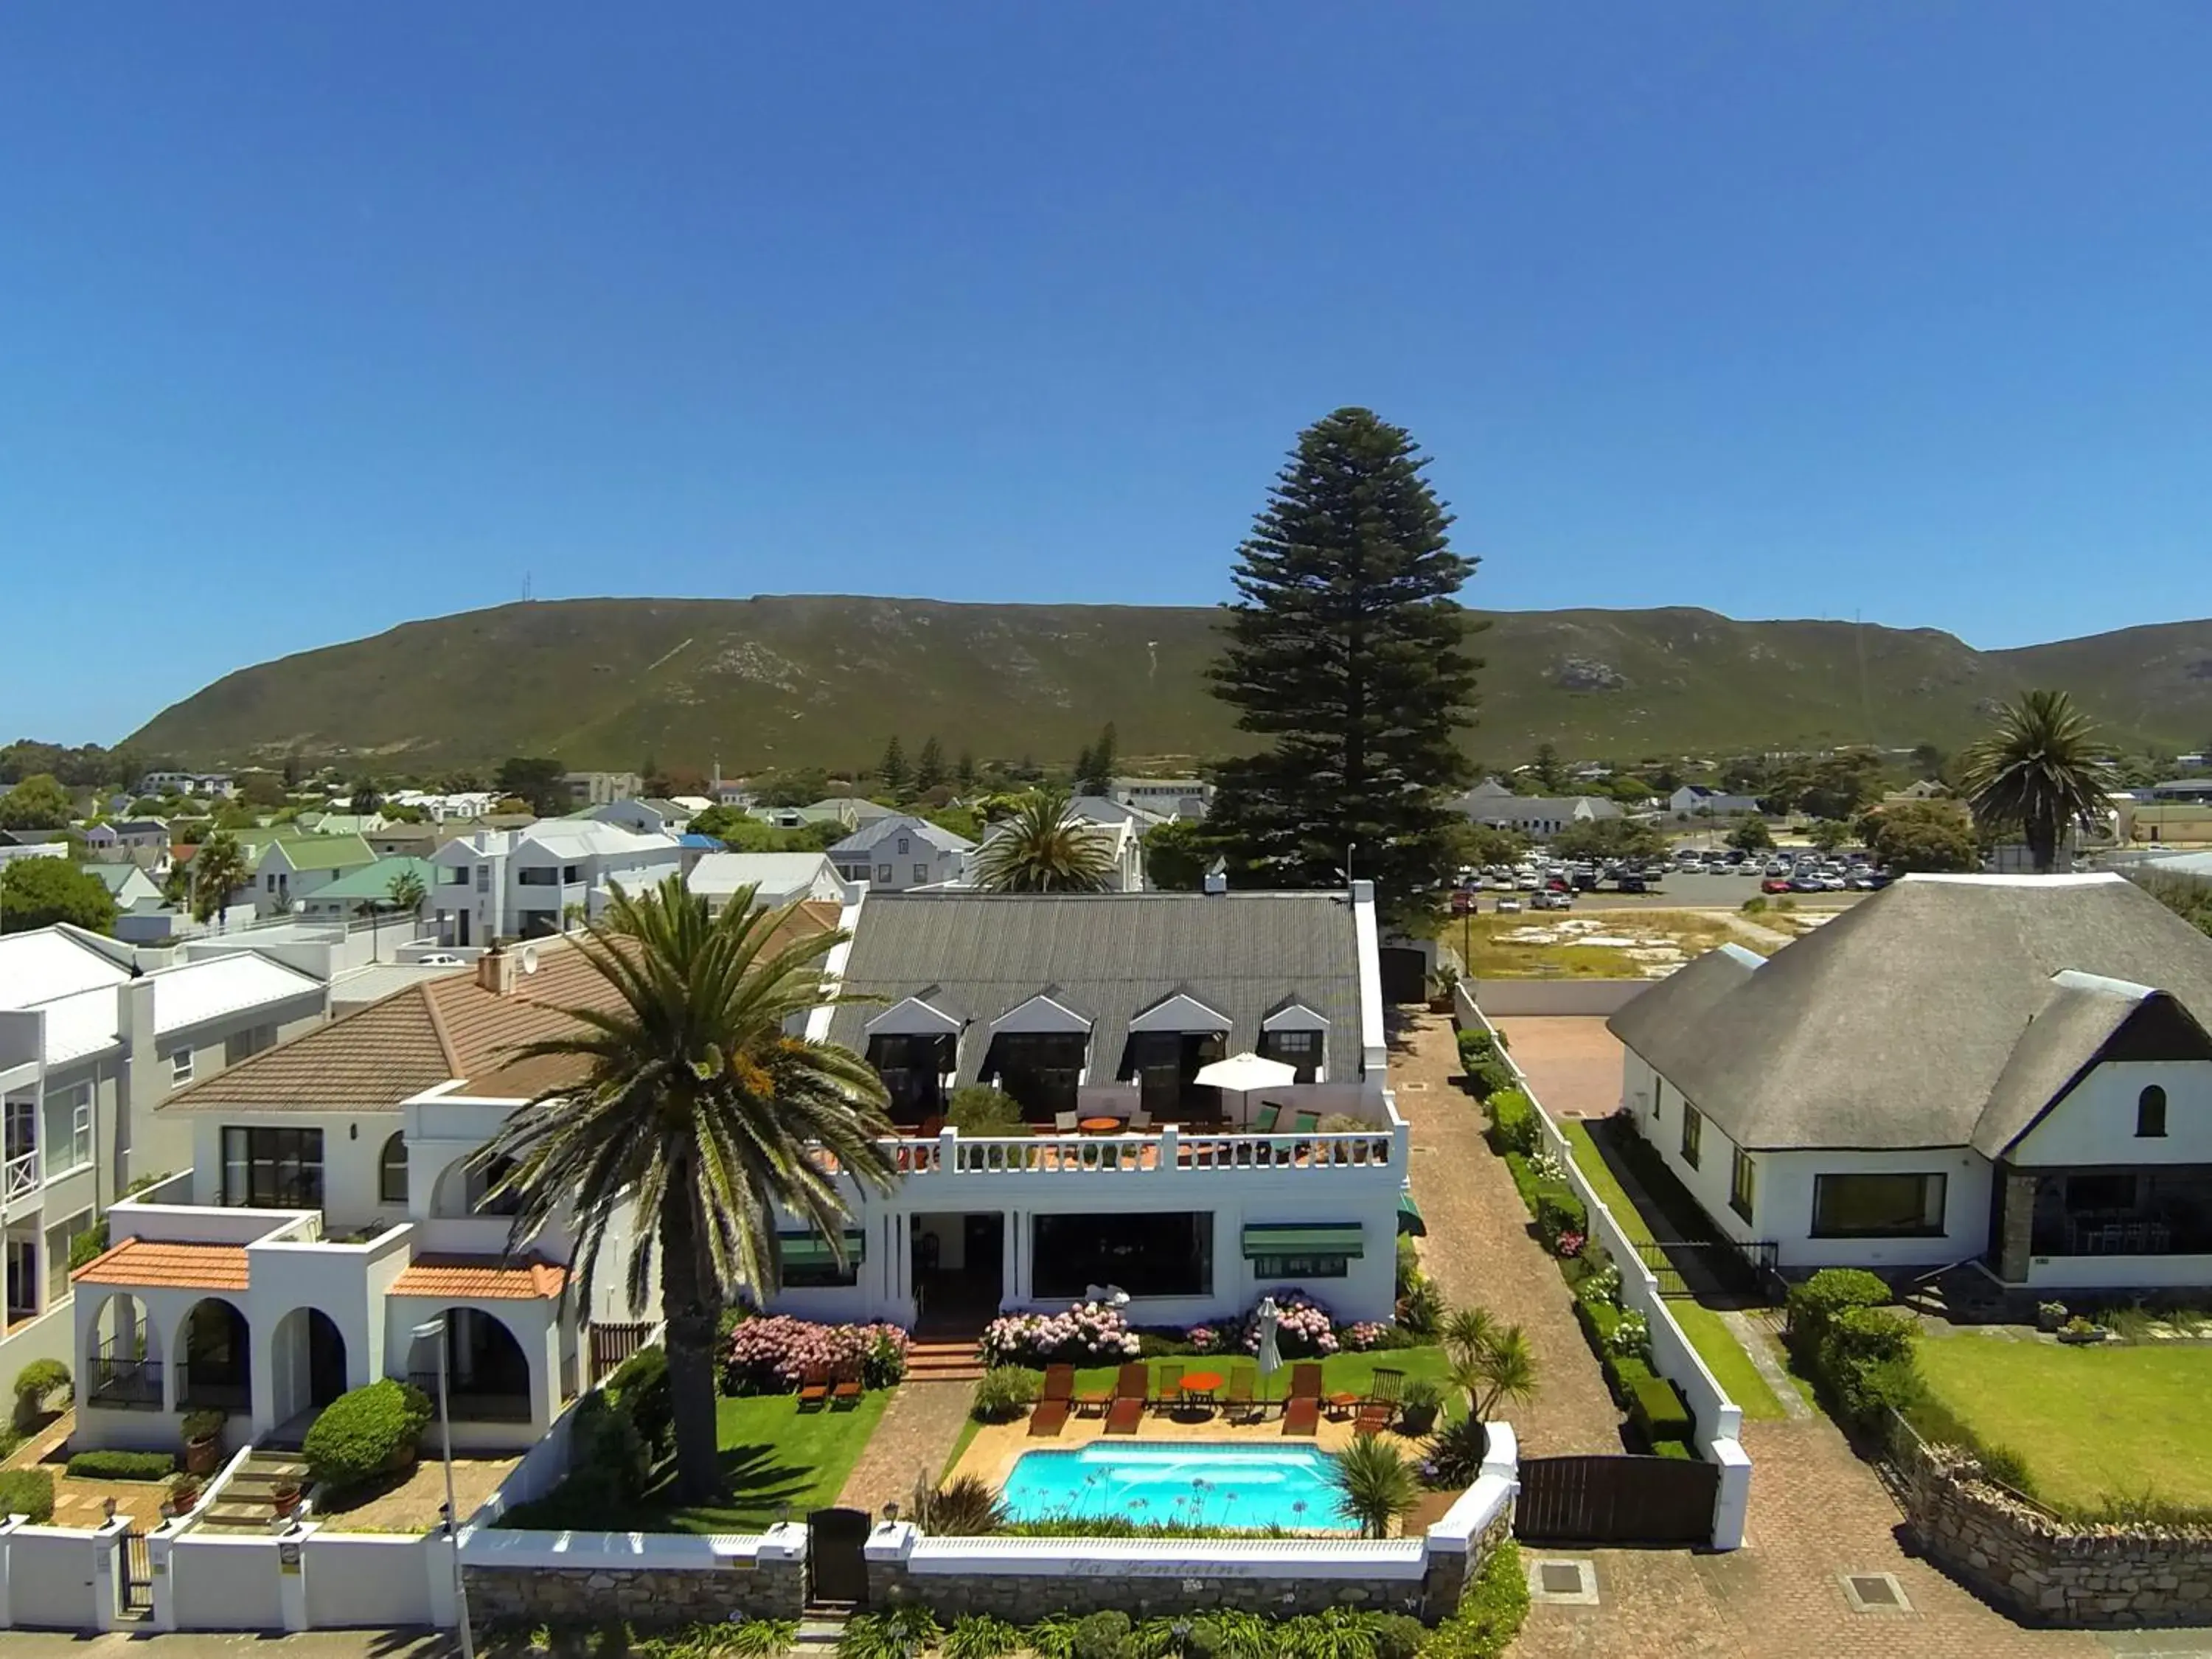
184 1436 221 1476
273 1485 302 1518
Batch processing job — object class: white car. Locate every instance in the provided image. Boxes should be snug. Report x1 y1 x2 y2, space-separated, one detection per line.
1496 897 1523 914
417 953 464 966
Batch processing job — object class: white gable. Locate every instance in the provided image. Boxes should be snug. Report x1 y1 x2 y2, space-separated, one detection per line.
991 992 1091 1034
1127 992 1230 1033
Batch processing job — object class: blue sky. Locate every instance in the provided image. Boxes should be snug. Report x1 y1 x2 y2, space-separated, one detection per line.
5 5 2210 743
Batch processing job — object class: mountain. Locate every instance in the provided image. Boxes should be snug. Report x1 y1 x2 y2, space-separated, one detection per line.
125 596 2212 772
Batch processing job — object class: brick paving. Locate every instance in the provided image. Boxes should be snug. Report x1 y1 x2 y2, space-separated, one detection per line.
1491 1016 1625 1120
1394 1012 1624 1458
835 1377 973 1516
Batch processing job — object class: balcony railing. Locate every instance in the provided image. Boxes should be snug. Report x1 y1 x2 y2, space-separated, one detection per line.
88 1352 164 1412
3 1148 35 1202
409 1372 533 1422
879 1124 1400 1177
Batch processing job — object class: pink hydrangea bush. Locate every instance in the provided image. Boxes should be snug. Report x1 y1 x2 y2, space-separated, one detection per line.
978 1301 1142 1368
1342 1321 1388 1352
724 1316 909 1392
1186 1325 1225 1354
1240 1291 1340 1358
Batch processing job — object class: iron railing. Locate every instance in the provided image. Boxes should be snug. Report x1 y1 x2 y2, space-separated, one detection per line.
88 1353 164 1411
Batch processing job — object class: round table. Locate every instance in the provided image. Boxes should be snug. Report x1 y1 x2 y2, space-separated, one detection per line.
1179 1371 1224 1395
1078 1117 1123 1134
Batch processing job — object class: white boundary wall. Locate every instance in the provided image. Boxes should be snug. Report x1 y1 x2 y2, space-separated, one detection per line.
1462 979 1651 1018
1458 985 1752 1550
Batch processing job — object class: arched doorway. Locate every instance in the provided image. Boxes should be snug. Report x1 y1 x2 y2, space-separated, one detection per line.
411 1307 532 1422
83 1291 161 1411
272 1307 349 1420
307 1310 347 1406
178 1298 250 1413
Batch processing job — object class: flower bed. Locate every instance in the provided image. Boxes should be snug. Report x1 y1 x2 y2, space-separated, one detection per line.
1239 1291 1339 1357
725 1316 908 1391
979 1302 1141 1367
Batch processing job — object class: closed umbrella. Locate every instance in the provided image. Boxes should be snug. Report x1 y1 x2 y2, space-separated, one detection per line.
1253 1295 1282 1413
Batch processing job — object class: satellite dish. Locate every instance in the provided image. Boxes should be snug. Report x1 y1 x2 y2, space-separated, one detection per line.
520 945 540 975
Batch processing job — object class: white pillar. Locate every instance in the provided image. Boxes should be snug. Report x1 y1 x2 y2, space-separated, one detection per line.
0 1514 20 1627
277 1523 311 1631
1708 1436 1752 1551
91 1513 131 1631
146 1523 179 1632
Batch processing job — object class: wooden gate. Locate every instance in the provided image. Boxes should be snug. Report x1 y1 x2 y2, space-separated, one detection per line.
1514 1454 1719 1545
807 1506 873 1606
589 1321 653 1384
118 1529 153 1615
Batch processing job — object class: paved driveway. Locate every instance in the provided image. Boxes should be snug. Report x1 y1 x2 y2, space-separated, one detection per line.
1491 1016 1624 1120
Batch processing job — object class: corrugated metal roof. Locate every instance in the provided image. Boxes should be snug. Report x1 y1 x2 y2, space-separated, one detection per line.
827 891 1363 1086
151 954 324 1035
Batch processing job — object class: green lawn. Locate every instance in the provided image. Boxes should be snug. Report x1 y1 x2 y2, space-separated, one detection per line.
1559 1121 1786 1421
1915 1334 2212 1510
501 1389 890 1534
1026 1346 1461 1416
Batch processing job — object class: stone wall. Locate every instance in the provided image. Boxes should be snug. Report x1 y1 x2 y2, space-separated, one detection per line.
465 1560 806 1627
863 1558 1416 1623
1902 1441 2212 1627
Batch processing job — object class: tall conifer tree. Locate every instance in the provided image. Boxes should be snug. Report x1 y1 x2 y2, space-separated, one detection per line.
1206 408 1481 928
877 734 912 797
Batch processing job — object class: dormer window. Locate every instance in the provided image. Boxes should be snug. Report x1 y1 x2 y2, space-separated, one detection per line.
2138 1085 2168 1138
1259 1000 1329 1084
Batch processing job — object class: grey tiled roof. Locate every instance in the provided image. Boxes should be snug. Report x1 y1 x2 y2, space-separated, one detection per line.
1608 874 2212 1152
828 891 1365 1085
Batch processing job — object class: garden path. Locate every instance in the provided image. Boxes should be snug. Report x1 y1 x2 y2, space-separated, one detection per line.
835 1379 972 1517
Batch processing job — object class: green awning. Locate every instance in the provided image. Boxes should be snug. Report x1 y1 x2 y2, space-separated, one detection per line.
1242 1223 1364 1259
776 1228 867 1268
1397 1192 1427 1237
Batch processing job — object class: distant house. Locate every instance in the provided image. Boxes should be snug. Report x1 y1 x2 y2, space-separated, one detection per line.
82 818 170 869
252 835 379 917
80 862 164 911
1455 790 1622 841
1609 873 2212 1290
428 821 683 946
138 771 234 799
561 771 640 807
587 797 695 838
686 852 852 912
828 815 974 891
1669 785 1764 819
296 856 439 924
365 822 455 859
1110 777 1215 820
295 811 386 838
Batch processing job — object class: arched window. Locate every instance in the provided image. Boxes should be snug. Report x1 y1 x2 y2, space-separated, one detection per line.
2138 1085 2168 1139
378 1132 408 1204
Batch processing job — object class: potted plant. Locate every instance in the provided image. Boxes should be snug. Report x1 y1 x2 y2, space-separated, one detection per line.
271 1477 303 1520
2058 1315 2107 1345
1427 966 1461 1013
2035 1301 2068 1333
1397 1378 1443 1437
181 1409 227 1475
167 1471 201 1516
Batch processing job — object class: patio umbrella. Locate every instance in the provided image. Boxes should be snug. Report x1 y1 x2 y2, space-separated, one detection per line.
1193 1051 1298 1125
1253 1295 1282 1410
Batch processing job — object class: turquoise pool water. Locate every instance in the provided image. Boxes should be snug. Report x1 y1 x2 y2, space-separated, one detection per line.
998 1442 1352 1532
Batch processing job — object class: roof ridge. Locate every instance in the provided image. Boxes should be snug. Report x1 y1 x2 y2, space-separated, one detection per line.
417 978 468 1078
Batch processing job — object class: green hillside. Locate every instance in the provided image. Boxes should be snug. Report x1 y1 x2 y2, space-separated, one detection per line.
125 595 2212 771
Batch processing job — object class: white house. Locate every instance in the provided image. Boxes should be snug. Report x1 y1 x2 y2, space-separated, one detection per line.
768 883 1408 1332
428 821 684 946
1 928 327 1402
253 835 379 919
1669 785 1764 819
828 815 975 892
139 772 234 799
586 797 695 838
1607 873 2212 1290
686 852 852 912
1454 790 1621 841
1110 777 1214 820
81 863 164 913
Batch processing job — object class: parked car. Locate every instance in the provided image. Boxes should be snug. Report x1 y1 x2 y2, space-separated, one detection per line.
1788 874 1827 892
1531 889 1573 910
1616 874 1648 893
1496 896 1523 914
1760 876 1793 894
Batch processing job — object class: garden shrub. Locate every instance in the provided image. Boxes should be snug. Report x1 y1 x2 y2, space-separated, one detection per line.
1531 1185 1586 1250
1486 1088 1540 1155
1071 1610 1135 1659
69 1222 109 1271
970 1366 1040 1423
1818 1309 1918 1428
1627 1374 1693 1447
942 1615 1022 1659
1420 1541 1528 1658
726 1315 909 1391
1784 1268 1891 1360
604 1346 672 1460
1419 1413 1490 1489
912 1472 1009 1536
66 1449 176 1481
13 1357 70 1427
1397 1273 1444 1338
1371 1613 1427 1659
568 1390 652 1500
946 1085 1024 1133
1651 1438 1696 1461
1465 1057 1517 1102
980 1301 1140 1368
300 1378 432 1493
0 1467 56 1523
1395 1236 1420 1298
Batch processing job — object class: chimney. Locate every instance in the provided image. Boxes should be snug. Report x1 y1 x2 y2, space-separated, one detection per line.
477 943 515 995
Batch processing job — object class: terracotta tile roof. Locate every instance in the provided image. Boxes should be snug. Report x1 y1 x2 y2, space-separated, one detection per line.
389 1256 568 1301
73 1239 250 1292
159 905 841 1114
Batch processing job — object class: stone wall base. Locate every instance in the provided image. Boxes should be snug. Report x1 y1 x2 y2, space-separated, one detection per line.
465 1563 806 1628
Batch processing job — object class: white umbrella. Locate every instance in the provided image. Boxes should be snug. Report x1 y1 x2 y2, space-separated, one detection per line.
1193 1051 1298 1127
1253 1295 1282 1412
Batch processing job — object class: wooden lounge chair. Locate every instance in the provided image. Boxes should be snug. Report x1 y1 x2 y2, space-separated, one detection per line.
796 1365 831 1411
1104 1363 1149 1436
1289 1109 1320 1135
1030 1397 1071 1436
831 1368 863 1409
1029 1363 1076 1436
1367 1367 1407 1407
1353 1400 1394 1437
1222 1366 1257 1423
1281 1361 1323 1435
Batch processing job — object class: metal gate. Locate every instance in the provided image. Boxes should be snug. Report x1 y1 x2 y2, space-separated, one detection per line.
589 1321 653 1384
1514 1454 1719 1545
1634 1239 1782 1301
119 1529 153 1615
806 1506 873 1606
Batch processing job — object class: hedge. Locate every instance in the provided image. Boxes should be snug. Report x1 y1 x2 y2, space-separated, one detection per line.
1626 1374 1693 1448
0 1468 55 1523
66 1450 176 1481
302 1378 432 1492
1419 1540 1529 1658
1486 1090 1540 1155
1784 1270 1915 1432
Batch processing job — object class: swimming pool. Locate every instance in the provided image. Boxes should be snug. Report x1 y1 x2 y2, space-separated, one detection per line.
998 1442 1352 1532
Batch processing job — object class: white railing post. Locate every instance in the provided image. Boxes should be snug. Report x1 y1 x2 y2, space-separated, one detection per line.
1158 1125 1178 1173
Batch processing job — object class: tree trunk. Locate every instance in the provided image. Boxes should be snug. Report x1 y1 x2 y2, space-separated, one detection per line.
658 1190 724 1503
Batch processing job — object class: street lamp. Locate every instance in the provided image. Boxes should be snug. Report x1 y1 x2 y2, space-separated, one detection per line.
411 1317 476 1659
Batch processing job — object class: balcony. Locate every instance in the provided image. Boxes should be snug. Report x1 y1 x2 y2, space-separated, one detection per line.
832 1110 1408 1184
3 1147 34 1203
86 1341 163 1411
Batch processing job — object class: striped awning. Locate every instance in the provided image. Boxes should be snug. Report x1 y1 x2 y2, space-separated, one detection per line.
776 1228 867 1268
1397 1191 1427 1237
1241 1222 1364 1259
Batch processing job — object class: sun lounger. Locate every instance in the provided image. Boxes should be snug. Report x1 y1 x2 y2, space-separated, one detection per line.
1030 1397 1071 1436
1105 1394 1145 1434
1289 1109 1320 1135
1282 1396 1320 1436
1224 1367 1256 1422
796 1366 830 1410
832 1372 862 1408
1354 1401 1394 1436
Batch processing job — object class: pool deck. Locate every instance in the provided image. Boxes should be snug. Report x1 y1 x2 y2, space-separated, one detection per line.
955 1400 1431 1495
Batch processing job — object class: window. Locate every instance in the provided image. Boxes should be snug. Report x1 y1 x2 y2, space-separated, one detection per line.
378 1133 408 1205
265 873 278 891
1652 1080 1663 1121
896 836 910 856
1729 1148 1756 1223
42 1083 92 1180
1258 1028 1323 1084
475 863 490 893
2066 1171 2138 1212
170 1047 195 1085
443 866 470 887
518 866 558 886
562 863 580 883
875 863 894 884
224 1026 274 1067
1033 1211 1214 1300
2138 1085 2168 1138
1812 1172 1948 1237
914 863 929 886
220 1125 324 1208
1248 1253 1350 1279
1679 1103 1703 1169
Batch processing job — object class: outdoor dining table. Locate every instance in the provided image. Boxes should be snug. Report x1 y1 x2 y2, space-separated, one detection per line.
1078 1117 1123 1134
1178 1371 1224 1408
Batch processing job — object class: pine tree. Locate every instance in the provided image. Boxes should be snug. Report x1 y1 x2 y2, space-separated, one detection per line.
914 736 947 792
955 750 978 790
1206 408 1481 928
877 735 912 798
1076 723 1117 796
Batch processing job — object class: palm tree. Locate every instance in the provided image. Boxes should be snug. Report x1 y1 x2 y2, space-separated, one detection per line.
1961 689 2119 874
476 874 897 1501
1455 1324 1540 1420
1327 1433 1420 1538
187 832 251 928
971 786 1116 893
386 867 428 922
1440 1305 1499 1371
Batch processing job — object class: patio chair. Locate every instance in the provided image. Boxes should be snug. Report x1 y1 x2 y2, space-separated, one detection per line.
1251 1102 1281 1133
1129 1109 1152 1130
1104 1362 1150 1435
1353 1399 1394 1437
1054 1110 1081 1133
1282 1393 1321 1436
1031 1366 1075 1437
1222 1366 1257 1423
1289 1109 1320 1135
831 1366 863 1409
796 1365 831 1411
1366 1367 1406 1407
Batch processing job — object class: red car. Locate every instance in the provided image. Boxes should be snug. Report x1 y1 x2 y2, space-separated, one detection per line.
1760 875 1793 894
